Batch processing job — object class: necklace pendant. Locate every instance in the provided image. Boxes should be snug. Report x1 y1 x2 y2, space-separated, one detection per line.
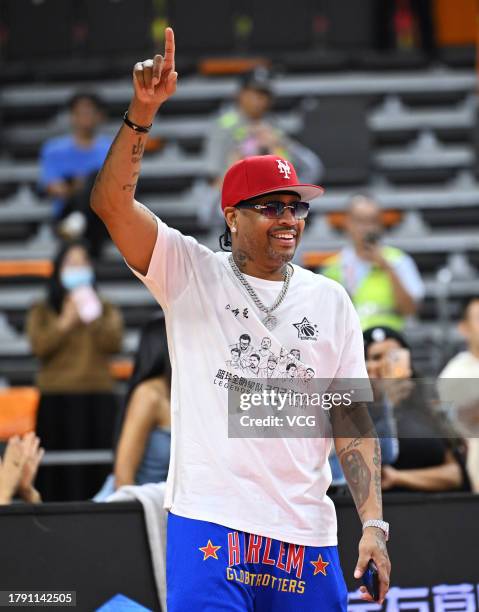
263 314 278 331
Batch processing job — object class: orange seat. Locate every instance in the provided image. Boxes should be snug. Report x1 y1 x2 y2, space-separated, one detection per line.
199 57 270 76
109 359 134 381
302 251 335 269
0 260 53 278
0 388 40 440
433 0 477 46
326 210 403 230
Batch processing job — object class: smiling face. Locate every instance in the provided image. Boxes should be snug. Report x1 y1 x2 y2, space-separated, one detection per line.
225 192 305 274
267 358 277 371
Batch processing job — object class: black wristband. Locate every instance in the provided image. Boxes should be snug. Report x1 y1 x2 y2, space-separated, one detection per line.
123 111 152 133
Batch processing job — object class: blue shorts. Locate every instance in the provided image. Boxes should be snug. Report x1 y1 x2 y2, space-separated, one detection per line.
166 512 347 612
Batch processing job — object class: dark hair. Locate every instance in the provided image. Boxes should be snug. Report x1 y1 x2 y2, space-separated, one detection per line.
47 239 93 313
460 296 479 321
239 334 251 343
363 326 410 358
113 313 171 450
239 68 273 97
286 363 296 371
219 222 232 251
125 314 171 406
68 91 106 113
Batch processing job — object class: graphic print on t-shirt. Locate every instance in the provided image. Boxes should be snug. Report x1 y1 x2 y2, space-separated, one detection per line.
216 331 316 390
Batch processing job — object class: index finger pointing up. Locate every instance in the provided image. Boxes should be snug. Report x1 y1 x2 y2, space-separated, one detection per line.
163 27 175 72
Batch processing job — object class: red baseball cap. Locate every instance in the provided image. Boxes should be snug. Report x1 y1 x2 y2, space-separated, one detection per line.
221 155 324 210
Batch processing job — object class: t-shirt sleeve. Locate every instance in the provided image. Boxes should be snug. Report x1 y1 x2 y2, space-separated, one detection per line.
336 289 369 380
39 142 63 187
392 253 425 302
127 215 202 309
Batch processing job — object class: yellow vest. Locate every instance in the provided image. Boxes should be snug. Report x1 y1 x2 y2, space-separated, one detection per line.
321 247 405 331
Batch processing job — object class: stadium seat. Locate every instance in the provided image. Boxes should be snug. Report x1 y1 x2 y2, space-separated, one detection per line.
0 387 39 440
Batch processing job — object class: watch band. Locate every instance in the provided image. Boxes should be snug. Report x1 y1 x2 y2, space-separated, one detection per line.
363 519 390 541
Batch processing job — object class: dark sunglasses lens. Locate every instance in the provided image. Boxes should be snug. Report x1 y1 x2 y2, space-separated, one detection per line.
260 201 310 218
295 202 309 219
263 203 283 218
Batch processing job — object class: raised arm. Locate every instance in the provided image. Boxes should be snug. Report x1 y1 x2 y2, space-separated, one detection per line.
90 28 178 275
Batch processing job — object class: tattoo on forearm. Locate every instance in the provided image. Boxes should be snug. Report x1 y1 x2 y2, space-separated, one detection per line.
137 202 156 223
341 449 371 509
91 130 121 195
132 137 145 163
337 438 362 458
375 533 389 563
373 438 382 504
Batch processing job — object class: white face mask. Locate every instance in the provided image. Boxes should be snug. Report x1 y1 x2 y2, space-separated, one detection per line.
60 266 94 291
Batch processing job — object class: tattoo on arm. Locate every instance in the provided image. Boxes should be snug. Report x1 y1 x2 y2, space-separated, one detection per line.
137 202 157 224
131 137 145 163
340 448 371 510
91 130 121 195
373 438 382 504
121 171 141 193
375 533 390 564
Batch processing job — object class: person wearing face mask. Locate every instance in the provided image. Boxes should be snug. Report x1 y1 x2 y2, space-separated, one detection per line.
26 240 123 501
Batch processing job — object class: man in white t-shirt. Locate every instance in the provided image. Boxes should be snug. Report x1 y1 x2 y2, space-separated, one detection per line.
91 28 390 611
438 296 479 491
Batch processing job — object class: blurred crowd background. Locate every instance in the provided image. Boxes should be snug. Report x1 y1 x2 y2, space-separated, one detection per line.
0 0 478 505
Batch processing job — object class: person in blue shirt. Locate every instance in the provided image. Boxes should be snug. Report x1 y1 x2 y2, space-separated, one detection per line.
39 92 111 221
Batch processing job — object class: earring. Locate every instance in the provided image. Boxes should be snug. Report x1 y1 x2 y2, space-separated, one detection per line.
231 226 237 233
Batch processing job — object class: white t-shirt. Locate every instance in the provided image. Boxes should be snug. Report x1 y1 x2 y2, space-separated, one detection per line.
131 217 368 546
438 351 479 408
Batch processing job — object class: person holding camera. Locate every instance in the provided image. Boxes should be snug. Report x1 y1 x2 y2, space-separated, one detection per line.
321 194 424 331
363 326 471 493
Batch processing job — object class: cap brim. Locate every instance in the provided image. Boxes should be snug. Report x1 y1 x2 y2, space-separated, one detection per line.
243 184 325 203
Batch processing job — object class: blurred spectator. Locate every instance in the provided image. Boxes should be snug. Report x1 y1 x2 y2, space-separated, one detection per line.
0 433 44 505
39 92 112 255
364 326 471 493
205 68 323 186
438 296 479 491
94 314 171 501
26 241 123 501
321 194 425 331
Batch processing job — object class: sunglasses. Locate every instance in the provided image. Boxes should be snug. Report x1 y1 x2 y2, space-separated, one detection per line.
236 200 310 220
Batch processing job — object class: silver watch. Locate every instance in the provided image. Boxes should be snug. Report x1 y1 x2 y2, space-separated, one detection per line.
363 519 389 541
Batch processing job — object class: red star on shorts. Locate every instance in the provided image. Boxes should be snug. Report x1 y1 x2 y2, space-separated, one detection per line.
310 554 329 576
199 539 221 561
